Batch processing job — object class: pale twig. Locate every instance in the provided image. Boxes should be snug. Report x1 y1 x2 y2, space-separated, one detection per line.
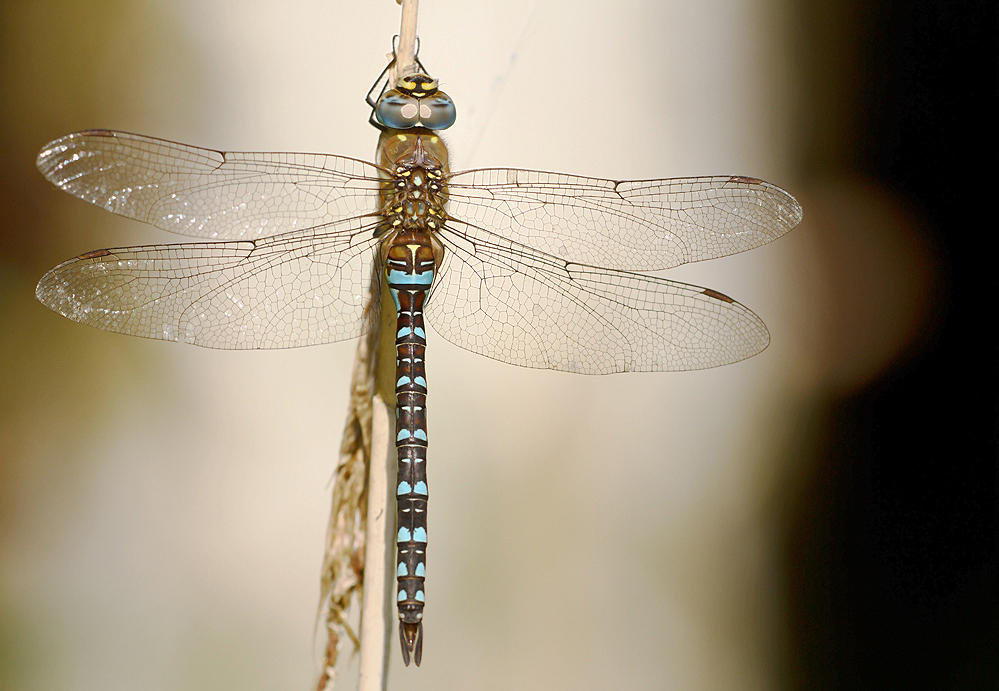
391 0 419 82
318 2 421 687
355 3 421 687
358 284 401 691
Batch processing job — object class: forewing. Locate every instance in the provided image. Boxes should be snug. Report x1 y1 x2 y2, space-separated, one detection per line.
37 130 383 240
445 169 801 271
35 218 383 349
427 220 769 374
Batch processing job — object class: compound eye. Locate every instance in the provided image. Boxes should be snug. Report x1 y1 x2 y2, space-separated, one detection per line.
376 90 421 129
418 92 456 130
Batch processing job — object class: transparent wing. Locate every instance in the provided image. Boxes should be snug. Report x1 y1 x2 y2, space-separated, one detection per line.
427 220 769 374
37 130 384 240
35 217 383 349
445 169 802 271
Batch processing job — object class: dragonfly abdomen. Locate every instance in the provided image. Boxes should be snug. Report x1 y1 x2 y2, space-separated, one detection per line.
384 229 437 667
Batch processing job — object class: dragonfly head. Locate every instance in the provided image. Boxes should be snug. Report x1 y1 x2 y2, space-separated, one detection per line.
374 72 456 131
397 74 438 98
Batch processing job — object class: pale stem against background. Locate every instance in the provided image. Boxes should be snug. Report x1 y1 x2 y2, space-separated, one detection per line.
394 0 419 79
357 396 394 691
357 1 421 689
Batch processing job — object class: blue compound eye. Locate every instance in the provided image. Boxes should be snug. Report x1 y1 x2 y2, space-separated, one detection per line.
376 90 421 129
418 92 456 130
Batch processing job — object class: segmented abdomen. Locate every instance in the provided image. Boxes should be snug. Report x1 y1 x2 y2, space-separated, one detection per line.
384 231 436 666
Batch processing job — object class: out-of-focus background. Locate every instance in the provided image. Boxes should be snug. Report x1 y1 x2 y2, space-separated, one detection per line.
1 0 994 689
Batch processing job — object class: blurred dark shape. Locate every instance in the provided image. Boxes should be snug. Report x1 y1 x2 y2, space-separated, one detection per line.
782 1 997 689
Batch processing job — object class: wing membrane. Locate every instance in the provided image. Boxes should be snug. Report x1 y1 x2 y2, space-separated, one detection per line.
37 130 384 240
35 218 383 349
36 131 795 363
427 220 769 373
445 169 801 270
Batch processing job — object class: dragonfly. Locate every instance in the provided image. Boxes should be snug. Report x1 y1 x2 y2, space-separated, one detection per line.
35 66 801 668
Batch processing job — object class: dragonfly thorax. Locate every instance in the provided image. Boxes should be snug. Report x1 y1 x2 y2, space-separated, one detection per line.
377 130 449 173
378 132 450 238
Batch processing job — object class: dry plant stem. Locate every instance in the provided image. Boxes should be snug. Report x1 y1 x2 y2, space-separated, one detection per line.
316 284 378 691
316 269 397 691
358 283 402 690
318 3 420 688
356 7 421 688
357 400 394 689
393 0 419 81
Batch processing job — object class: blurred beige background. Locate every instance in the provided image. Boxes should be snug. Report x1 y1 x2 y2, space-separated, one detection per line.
1 1 953 690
